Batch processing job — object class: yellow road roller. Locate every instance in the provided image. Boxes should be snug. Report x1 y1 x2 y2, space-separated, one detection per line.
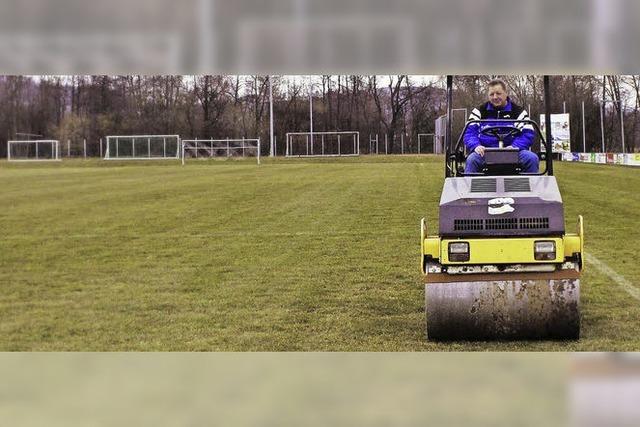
421 76 584 340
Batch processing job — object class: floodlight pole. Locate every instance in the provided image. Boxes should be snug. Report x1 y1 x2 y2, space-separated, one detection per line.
619 100 625 153
600 100 605 152
309 76 313 152
269 76 275 157
581 101 586 152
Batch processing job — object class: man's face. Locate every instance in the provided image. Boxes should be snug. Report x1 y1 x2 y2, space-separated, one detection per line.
488 84 508 108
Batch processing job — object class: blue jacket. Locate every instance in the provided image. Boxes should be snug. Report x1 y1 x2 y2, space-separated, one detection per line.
463 98 535 152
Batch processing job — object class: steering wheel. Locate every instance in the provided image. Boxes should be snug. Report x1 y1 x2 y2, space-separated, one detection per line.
479 125 522 141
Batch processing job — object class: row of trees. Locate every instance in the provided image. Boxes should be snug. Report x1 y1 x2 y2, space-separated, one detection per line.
0 75 638 158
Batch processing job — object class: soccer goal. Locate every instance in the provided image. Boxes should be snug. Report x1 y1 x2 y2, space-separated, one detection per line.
181 138 261 165
417 133 437 154
104 135 181 160
285 131 360 157
7 140 61 161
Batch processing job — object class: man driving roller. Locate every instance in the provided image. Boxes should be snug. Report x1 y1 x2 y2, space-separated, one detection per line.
463 79 539 174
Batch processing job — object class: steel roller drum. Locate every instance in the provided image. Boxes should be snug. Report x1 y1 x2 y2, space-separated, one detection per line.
426 277 580 340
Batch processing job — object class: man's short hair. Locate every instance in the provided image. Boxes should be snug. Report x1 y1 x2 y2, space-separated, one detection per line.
488 79 507 92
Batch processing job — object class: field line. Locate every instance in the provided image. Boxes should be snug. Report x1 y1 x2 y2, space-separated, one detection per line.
586 253 640 301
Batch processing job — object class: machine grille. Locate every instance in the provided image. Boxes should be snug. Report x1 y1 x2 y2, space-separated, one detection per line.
519 217 549 229
470 178 497 193
454 219 484 231
485 218 519 230
504 177 531 192
452 217 550 231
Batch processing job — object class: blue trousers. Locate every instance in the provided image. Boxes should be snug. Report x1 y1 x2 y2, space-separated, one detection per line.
465 150 539 173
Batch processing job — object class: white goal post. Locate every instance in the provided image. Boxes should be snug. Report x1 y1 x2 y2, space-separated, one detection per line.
181 138 261 165
285 131 360 157
104 135 181 160
7 140 61 161
417 133 437 154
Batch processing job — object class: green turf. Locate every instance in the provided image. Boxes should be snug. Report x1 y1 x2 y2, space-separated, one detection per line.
1 156 638 350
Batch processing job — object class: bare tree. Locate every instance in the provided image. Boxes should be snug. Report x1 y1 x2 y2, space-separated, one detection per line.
193 75 229 137
370 75 427 153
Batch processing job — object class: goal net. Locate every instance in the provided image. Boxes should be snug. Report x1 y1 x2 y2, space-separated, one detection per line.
104 135 180 160
181 138 261 165
285 131 360 157
7 140 61 161
417 133 437 154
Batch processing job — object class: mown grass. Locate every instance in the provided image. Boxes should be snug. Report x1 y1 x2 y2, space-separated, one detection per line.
0 156 638 350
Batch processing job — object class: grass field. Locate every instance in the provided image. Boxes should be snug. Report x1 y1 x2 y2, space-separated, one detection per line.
1 156 639 351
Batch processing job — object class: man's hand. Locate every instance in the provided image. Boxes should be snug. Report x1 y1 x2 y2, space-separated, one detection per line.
474 146 485 157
